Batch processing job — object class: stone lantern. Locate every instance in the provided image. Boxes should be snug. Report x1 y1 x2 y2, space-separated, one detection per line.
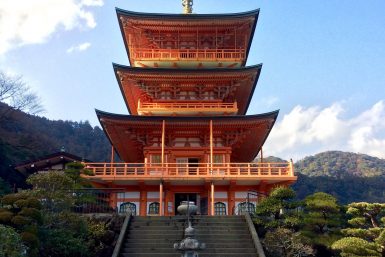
174 201 205 257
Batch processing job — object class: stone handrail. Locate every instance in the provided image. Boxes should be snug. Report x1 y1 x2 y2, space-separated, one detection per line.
244 212 266 257
111 214 131 257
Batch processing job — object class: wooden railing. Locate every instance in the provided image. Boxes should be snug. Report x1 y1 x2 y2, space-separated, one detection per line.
137 101 238 114
131 48 246 61
83 162 294 179
139 102 237 109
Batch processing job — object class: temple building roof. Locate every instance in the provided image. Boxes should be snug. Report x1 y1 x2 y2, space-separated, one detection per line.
117 8 259 68
114 64 262 116
14 151 88 176
96 110 278 163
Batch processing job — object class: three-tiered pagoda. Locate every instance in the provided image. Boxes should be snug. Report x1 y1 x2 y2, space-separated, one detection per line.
84 1 297 216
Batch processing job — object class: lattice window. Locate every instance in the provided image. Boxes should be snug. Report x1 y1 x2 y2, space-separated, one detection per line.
151 155 161 164
119 202 137 215
237 202 255 215
214 202 227 215
148 202 160 215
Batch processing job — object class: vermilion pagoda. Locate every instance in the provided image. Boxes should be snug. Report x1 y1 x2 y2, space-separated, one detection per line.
84 2 297 216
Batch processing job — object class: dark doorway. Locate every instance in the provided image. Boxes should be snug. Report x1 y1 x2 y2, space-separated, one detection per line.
174 193 197 215
188 158 199 174
200 197 208 215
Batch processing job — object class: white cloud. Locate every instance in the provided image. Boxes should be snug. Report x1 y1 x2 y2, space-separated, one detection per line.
0 0 104 55
262 96 279 108
66 42 91 53
264 101 385 160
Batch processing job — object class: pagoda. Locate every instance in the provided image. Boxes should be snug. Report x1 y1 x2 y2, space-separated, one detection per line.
84 0 297 216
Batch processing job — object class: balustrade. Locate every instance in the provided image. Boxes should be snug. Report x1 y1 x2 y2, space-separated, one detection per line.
131 48 245 61
83 162 294 179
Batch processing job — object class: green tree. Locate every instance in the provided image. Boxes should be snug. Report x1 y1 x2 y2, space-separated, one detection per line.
302 192 341 234
332 202 385 257
26 163 91 211
27 171 75 211
0 224 27 257
254 187 301 230
0 192 42 257
40 212 89 257
301 192 343 256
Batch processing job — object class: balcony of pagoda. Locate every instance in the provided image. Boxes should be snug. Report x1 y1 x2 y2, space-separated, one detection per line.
130 48 246 69
82 162 296 185
137 101 238 116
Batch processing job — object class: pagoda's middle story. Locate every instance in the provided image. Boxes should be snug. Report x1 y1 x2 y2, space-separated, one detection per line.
84 1 297 216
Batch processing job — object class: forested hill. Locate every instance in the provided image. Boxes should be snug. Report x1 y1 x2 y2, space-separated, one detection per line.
295 151 385 178
0 103 111 185
292 152 385 204
260 153 385 203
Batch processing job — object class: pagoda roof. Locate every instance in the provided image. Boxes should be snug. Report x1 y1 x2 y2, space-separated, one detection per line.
96 109 278 163
116 8 260 19
116 8 259 67
113 64 262 115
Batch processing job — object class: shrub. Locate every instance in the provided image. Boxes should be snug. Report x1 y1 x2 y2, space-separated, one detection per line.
0 210 13 223
0 225 27 257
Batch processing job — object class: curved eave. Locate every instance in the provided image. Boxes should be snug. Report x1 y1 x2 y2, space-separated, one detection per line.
116 8 259 66
96 109 278 122
113 63 262 115
96 110 278 162
113 63 262 73
116 8 259 20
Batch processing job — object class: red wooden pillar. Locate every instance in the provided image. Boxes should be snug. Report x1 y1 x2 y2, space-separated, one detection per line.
210 182 215 215
228 189 235 215
159 182 164 216
140 190 147 216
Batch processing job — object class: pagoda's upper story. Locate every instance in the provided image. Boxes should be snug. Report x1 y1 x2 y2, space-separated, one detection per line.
117 8 259 69
114 64 262 116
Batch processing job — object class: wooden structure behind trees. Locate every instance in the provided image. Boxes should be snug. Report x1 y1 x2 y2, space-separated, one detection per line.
83 3 297 216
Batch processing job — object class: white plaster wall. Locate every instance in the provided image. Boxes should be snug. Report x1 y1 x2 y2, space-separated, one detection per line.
147 191 160 198
117 192 140 199
234 192 258 200
214 192 228 198
235 191 248 199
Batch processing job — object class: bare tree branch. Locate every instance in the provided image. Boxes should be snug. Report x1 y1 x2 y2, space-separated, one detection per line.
0 71 44 119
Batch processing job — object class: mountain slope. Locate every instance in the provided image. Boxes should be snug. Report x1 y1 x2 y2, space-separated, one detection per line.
291 151 385 203
0 103 111 186
295 151 385 178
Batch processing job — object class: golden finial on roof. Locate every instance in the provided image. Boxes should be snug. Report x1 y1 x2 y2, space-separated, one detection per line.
182 0 193 14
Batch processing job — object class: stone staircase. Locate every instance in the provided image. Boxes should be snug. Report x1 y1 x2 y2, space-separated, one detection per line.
119 215 259 257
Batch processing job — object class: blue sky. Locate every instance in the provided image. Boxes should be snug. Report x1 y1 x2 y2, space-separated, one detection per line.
1 0 385 160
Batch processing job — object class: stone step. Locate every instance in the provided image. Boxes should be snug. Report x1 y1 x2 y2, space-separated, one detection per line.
124 237 252 244
123 242 255 248
131 220 245 226
128 229 250 235
120 253 257 257
133 216 244 220
125 234 252 240
119 215 258 257
122 247 256 254
128 225 249 230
